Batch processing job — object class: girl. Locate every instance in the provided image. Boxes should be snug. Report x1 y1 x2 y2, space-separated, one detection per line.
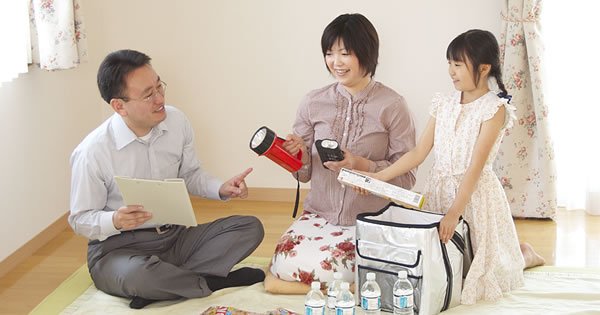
358 29 543 304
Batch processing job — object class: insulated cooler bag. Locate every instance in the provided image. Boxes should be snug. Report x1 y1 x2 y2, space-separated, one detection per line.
355 203 473 314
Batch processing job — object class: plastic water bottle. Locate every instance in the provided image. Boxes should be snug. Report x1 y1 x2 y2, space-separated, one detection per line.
305 281 325 315
360 272 381 314
393 270 414 315
335 282 355 315
327 272 343 313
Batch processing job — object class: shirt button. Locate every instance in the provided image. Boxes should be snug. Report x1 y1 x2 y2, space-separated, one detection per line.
346 116 350 121
343 132 347 136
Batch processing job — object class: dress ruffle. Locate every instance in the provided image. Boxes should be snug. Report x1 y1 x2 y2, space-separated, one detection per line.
481 95 517 130
428 92 443 118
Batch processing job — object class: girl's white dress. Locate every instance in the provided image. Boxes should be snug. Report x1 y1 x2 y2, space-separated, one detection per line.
423 91 525 304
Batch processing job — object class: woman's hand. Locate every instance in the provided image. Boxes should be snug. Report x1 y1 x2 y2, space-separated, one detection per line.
282 134 309 164
323 148 356 173
438 212 460 243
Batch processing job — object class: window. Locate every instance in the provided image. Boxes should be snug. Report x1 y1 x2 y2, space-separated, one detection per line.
0 0 30 86
0 0 87 87
544 1 600 214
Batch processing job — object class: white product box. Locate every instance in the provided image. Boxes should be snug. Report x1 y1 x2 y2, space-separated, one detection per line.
337 168 424 209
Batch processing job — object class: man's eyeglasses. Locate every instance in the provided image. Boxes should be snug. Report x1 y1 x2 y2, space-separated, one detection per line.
119 81 167 103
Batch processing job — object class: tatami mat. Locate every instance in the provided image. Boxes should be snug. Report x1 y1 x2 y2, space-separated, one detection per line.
31 258 600 315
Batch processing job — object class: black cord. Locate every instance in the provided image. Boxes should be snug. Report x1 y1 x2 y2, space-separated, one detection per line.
292 173 300 218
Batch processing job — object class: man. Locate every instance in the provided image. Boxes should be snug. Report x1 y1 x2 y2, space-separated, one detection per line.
69 49 265 309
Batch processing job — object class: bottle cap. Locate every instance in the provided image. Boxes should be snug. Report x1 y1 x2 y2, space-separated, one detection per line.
333 272 342 280
366 272 376 281
341 282 349 290
311 281 320 290
398 270 407 279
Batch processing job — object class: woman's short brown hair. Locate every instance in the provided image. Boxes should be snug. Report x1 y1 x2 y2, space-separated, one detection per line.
321 13 379 78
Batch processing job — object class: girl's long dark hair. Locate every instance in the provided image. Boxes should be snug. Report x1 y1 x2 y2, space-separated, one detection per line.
446 29 507 95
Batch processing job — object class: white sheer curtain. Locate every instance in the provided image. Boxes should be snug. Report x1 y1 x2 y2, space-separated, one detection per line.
0 0 31 86
544 1 600 215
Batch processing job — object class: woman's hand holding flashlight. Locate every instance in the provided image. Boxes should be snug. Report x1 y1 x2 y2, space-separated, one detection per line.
324 149 370 174
219 168 252 199
283 134 309 164
323 148 353 173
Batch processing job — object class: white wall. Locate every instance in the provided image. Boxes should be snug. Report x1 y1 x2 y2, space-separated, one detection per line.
0 0 500 262
0 64 101 262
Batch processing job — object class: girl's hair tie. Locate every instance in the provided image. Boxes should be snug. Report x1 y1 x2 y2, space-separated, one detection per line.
497 92 512 104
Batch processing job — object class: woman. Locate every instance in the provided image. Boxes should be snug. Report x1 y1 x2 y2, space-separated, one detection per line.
264 13 417 293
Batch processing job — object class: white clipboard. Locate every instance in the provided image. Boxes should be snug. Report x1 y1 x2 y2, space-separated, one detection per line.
114 176 198 227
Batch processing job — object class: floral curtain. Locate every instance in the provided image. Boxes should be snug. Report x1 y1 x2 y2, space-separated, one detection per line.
29 0 87 70
494 0 557 218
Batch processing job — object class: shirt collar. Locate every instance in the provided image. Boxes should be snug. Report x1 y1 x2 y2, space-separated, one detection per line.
110 113 169 151
335 78 376 103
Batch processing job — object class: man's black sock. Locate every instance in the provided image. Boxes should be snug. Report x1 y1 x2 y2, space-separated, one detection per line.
129 296 157 309
205 267 265 292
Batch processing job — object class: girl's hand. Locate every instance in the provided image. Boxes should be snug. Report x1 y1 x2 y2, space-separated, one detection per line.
438 212 460 244
351 171 383 195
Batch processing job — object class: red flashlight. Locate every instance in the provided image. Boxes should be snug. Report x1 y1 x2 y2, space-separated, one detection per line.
250 126 303 172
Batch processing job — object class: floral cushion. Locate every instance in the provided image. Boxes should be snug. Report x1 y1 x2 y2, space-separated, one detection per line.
269 212 356 290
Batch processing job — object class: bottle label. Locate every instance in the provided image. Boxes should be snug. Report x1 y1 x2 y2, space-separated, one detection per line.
327 294 338 309
361 296 381 310
335 306 355 315
305 305 325 315
393 293 414 308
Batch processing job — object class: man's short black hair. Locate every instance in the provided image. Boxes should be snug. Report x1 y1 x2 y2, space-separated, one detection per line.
97 49 152 104
321 13 379 77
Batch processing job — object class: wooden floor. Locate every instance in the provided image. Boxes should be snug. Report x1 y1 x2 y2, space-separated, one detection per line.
0 198 598 314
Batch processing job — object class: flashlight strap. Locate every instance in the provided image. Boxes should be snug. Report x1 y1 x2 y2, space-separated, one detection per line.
292 173 300 218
